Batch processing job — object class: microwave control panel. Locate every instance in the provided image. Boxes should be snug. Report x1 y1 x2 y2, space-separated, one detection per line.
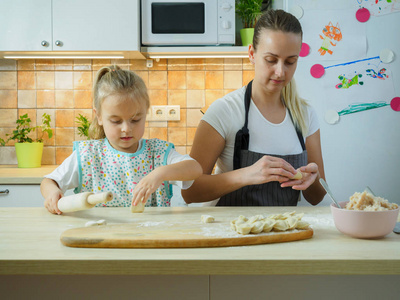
217 0 236 45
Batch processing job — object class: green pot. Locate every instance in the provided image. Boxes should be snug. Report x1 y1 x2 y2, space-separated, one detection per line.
15 142 43 168
240 28 254 46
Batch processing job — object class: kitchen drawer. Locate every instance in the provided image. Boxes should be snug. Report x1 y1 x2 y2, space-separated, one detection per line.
0 185 72 207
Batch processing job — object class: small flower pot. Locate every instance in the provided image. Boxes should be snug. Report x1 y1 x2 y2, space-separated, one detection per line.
240 28 254 46
15 142 44 168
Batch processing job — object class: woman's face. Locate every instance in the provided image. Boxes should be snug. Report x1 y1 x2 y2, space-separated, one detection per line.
249 29 302 94
96 95 147 153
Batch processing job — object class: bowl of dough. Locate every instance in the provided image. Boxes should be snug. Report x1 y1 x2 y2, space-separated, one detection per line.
331 191 399 239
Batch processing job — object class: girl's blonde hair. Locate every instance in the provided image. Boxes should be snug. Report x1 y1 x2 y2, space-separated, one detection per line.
253 9 308 136
89 65 150 139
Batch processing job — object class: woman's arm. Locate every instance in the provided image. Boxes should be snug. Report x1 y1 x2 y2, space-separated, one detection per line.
302 129 326 205
281 129 326 205
182 121 298 204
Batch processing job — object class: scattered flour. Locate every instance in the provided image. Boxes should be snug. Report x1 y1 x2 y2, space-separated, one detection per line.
136 221 169 227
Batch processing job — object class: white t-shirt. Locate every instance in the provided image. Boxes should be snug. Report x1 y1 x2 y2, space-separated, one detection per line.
45 139 195 194
201 86 319 205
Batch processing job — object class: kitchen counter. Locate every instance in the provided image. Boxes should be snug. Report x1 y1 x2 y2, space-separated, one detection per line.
0 165 57 184
1 206 399 276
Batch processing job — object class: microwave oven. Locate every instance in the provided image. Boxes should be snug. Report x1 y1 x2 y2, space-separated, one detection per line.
141 0 235 46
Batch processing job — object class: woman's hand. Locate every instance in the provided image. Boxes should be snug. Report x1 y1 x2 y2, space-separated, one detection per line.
280 162 319 190
131 169 164 207
241 155 298 186
44 189 63 215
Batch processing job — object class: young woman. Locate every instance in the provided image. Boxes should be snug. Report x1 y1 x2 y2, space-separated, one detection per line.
182 9 326 206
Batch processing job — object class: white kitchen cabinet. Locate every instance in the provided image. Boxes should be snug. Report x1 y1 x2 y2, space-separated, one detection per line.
0 0 52 51
0 185 73 207
52 0 140 51
0 0 140 52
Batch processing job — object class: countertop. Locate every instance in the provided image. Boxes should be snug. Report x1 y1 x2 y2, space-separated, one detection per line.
0 165 57 184
1 206 399 276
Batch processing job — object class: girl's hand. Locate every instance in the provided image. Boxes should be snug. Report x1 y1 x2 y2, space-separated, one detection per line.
131 169 164 207
242 155 298 185
44 190 63 215
280 163 319 190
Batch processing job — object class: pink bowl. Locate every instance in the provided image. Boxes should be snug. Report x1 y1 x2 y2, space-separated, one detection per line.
331 201 399 239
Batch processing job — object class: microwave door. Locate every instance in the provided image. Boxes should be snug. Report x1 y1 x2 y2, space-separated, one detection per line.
142 1 218 45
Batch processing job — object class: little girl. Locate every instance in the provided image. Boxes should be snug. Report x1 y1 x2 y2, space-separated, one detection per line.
41 65 202 214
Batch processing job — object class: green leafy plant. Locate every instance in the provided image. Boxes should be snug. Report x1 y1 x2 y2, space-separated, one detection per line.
75 114 91 140
235 0 264 28
0 113 53 146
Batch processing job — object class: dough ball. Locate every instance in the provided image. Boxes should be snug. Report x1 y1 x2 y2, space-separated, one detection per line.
131 199 145 213
236 223 252 235
85 219 107 227
262 219 276 233
250 221 264 234
286 217 298 230
237 215 248 222
282 211 296 219
273 219 290 231
291 171 303 180
296 220 310 229
85 221 98 227
97 219 107 226
201 215 215 223
248 215 264 224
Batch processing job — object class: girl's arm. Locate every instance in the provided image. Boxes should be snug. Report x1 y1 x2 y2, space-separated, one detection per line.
40 151 79 214
41 178 63 215
181 121 298 204
131 159 202 206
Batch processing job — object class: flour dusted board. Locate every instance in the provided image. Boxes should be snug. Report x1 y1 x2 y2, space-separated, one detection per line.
60 221 313 248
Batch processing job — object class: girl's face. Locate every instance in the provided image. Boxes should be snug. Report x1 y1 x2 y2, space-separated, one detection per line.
249 29 302 95
96 95 147 153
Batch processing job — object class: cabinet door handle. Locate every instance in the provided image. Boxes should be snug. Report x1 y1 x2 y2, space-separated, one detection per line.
41 40 49 47
0 189 9 195
55 40 63 47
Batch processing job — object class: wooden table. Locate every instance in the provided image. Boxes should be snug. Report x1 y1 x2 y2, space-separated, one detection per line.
1 206 399 299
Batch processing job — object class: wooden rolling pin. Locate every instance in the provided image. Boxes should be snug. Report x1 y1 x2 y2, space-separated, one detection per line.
57 191 113 213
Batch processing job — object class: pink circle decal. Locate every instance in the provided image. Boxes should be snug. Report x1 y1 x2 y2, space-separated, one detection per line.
356 8 370 22
310 64 325 78
299 43 310 57
390 97 400 112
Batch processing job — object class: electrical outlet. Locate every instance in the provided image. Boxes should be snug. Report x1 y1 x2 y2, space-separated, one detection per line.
151 106 167 121
166 105 180 121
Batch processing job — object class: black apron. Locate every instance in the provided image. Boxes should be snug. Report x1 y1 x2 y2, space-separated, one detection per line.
217 81 308 206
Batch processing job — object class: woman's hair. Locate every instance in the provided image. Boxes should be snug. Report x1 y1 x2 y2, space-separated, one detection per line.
89 65 150 139
253 10 309 136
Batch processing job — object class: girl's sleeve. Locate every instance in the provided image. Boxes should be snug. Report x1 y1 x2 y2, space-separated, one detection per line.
166 148 195 190
43 151 80 193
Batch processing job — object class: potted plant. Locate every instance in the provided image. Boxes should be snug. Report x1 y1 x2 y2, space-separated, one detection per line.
235 0 264 46
75 114 91 140
0 113 53 168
